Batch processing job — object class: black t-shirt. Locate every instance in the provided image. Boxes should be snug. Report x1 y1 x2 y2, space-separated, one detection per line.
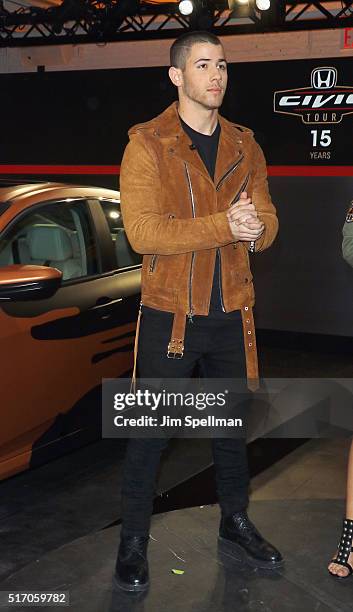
179 115 220 181
179 115 240 318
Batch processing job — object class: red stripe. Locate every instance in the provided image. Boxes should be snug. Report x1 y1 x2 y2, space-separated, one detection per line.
268 166 353 177
0 165 120 175
0 164 352 177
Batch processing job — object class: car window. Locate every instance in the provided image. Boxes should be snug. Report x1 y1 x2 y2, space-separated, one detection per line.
99 199 142 269
0 199 99 281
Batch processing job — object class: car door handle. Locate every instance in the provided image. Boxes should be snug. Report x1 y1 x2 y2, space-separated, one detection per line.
89 297 123 311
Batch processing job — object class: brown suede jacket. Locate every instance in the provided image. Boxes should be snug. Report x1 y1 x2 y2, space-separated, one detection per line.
120 101 279 387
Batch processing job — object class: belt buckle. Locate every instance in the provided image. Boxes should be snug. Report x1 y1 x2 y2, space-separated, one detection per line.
167 350 184 359
167 340 184 359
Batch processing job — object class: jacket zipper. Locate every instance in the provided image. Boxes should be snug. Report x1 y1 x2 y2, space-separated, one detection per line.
216 155 244 192
149 254 158 273
149 213 175 273
218 248 225 312
230 173 250 206
184 162 195 322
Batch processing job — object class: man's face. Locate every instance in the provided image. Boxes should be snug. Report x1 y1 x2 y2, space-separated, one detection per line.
179 42 228 110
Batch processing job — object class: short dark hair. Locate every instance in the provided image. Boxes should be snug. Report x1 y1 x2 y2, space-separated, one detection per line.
170 31 222 70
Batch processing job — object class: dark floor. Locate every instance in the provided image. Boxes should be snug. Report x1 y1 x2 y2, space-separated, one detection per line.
3 499 352 612
0 330 352 610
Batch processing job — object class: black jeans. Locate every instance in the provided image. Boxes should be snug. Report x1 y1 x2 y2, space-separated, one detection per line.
120 306 250 536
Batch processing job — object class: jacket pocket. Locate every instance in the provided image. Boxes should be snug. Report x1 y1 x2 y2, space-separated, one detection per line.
233 270 253 284
148 213 175 275
216 155 244 192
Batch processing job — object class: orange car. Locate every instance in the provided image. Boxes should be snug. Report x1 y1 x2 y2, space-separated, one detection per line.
0 181 141 480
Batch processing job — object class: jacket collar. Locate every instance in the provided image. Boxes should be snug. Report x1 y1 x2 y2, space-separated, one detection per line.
151 101 245 188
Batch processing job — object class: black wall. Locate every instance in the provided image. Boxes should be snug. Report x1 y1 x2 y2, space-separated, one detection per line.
1 56 353 335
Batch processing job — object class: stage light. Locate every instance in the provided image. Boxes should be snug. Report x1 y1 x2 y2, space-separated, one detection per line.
228 0 250 17
179 0 194 16
177 0 214 30
256 0 286 25
255 0 270 10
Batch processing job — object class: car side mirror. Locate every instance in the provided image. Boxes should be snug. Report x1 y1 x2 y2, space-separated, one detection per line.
0 265 62 301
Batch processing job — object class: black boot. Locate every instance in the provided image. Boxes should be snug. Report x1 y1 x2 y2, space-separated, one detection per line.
219 510 284 570
113 533 150 592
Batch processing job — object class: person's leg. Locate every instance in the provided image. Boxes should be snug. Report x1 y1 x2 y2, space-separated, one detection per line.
120 437 169 537
199 313 250 515
120 306 200 537
115 307 202 590
347 441 353 516
328 440 353 578
200 313 283 569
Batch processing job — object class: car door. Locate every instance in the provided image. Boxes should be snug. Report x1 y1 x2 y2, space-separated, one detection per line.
0 195 141 479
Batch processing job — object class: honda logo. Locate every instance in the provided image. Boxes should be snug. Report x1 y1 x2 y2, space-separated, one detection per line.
311 67 337 90
273 66 353 124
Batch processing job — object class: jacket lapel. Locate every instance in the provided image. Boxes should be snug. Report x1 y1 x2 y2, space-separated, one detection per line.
156 101 244 188
214 116 244 189
157 102 213 185
173 129 214 185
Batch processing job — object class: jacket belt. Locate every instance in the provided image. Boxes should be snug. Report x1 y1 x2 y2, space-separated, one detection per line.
167 309 186 359
166 305 259 391
241 305 259 391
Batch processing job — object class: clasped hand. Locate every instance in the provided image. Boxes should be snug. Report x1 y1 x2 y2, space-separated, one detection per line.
226 191 264 242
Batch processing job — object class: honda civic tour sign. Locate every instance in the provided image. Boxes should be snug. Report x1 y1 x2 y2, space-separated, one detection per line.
274 67 353 125
272 64 353 162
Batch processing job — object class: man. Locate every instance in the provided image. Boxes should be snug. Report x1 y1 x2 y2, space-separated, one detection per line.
114 30 282 592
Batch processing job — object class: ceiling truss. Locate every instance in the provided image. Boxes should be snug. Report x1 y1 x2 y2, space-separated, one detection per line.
0 1 353 47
